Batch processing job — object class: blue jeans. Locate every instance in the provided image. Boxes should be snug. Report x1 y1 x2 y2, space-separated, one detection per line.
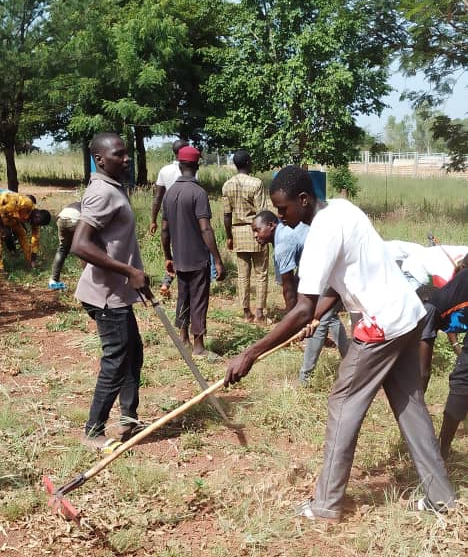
83 303 143 436
299 304 349 383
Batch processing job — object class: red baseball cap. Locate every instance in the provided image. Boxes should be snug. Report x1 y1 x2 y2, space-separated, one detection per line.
178 146 201 163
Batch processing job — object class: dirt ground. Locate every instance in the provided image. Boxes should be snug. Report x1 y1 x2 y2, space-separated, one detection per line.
0 185 466 557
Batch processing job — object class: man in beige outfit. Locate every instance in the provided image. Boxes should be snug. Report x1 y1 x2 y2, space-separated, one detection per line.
222 150 269 322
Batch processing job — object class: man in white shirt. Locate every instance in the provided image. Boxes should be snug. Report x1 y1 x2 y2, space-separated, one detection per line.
149 139 188 234
149 139 188 296
224 165 455 522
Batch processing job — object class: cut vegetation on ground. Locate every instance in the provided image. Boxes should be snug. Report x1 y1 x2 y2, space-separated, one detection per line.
0 169 467 556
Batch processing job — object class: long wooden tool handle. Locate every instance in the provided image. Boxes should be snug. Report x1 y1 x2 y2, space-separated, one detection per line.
81 321 318 481
256 319 320 361
83 378 225 481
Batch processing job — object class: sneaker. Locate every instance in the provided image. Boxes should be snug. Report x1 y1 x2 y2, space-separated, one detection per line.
81 433 109 451
295 499 340 523
48 280 66 290
407 497 450 513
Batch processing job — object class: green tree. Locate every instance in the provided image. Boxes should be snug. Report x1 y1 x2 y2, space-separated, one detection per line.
204 0 403 169
0 1 50 191
411 104 447 153
399 1 467 168
432 116 468 171
400 1 467 101
44 0 223 184
384 115 412 151
328 165 359 198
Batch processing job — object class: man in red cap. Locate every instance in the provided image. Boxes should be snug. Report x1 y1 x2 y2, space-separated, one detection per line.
161 146 226 358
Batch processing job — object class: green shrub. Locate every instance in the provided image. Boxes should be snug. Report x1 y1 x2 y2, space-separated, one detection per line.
328 165 359 198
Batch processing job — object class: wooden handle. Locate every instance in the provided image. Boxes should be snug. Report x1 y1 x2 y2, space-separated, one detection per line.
83 378 225 480
82 319 320 480
256 319 320 361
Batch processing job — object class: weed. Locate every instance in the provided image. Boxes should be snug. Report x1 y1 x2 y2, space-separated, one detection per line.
46 309 88 332
180 431 204 451
113 460 170 500
155 546 190 557
59 404 89 426
0 489 41 521
108 526 143 553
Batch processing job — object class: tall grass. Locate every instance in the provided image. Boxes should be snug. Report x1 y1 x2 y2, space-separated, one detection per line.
352 175 467 243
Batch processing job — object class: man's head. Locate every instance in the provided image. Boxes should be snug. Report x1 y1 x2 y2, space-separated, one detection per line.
172 139 189 158
90 133 130 181
252 210 278 246
269 166 317 228
178 146 201 175
29 209 51 227
233 150 252 172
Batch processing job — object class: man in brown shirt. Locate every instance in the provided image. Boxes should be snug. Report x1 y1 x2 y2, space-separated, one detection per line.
222 150 269 322
72 132 150 450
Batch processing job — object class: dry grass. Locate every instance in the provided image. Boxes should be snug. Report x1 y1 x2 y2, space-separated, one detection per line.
0 174 467 556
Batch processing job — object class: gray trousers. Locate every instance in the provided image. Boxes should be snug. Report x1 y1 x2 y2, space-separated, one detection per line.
310 321 455 519
299 304 348 383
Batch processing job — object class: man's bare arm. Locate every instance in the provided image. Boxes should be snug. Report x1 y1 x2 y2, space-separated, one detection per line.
281 270 298 312
150 185 166 233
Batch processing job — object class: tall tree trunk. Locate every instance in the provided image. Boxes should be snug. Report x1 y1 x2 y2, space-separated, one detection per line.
134 127 147 185
83 139 91 184
4 139 19 192
124 128 135 189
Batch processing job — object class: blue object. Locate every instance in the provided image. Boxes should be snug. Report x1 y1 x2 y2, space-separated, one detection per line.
210 254 217 281
308 170 326 201
90 155 135 190
48 280 66 290
272 167 326 200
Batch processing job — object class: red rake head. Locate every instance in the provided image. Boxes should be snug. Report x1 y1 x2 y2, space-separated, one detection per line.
42 476 81 524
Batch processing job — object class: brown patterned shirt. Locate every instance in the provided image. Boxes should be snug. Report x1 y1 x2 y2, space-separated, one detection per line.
222 173 269 252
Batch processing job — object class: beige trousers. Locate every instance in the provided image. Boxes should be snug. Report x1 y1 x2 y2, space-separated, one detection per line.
236 249 269 311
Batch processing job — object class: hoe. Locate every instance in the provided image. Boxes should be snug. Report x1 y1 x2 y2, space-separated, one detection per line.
43 325 314 523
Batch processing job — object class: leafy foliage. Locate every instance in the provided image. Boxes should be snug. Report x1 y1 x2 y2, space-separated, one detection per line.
0 0 51 189
327 165 359 198
400 1 468 100
399 1 468 168
432 115 468 171
204 0 403 169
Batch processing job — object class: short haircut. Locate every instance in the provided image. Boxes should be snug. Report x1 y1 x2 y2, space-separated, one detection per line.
173 139 189 156
89 132 122 157
31 209 51 226
255 210 278 225
270 165 316 200
233 149 251 170
179 160 198 173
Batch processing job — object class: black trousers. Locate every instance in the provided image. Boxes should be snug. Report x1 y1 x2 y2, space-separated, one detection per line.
175 263 210 336
83 303 143 436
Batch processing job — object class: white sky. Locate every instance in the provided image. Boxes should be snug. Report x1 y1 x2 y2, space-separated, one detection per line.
356 68 468 138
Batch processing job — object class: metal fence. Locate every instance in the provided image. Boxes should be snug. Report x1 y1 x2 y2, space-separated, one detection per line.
350 151 468 178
